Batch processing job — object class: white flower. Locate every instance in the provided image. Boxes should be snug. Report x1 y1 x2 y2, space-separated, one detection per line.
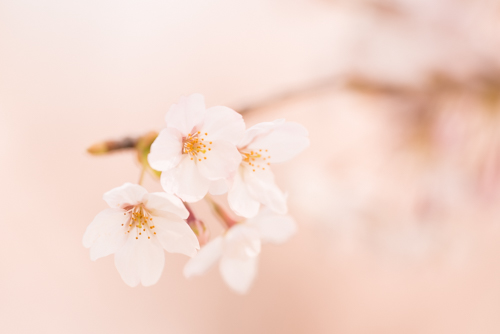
183 209 297 294
83 183 200 287
148 94 245 202
227 119 309 218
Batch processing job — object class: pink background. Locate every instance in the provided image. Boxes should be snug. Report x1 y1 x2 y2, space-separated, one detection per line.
2 1 500 333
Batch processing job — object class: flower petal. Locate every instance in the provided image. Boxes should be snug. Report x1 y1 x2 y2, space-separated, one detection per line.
197 140 242 180
244 167 287 215
219 254 258 294
238 119 285 149
83 208 128 248
201 106 245 144
148 127 183 171
103 183 148 208
183 236 224 278
152 214 200 257
243 120 310 163
247 210 297 244
160 155 210 202
165 93 206 135
114 235 165 287
228 169 260 218
145 192 189 219
224 224 261 259
208 178 229 195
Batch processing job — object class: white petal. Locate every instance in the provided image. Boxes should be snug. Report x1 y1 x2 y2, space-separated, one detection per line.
165 94 206 135
114 235 165 287
82 208 128 248
197 140 241 180
238 119 284 148
244 120 310 163
148 127 183 171
244 167 287 215
152 214 200 257
103 183 148 208
145 192 189 219
247 210 297 244
228 169 260 218
201 106 245 144
183 236 224 278
160 155 210 202
219 255 258 294
224 224 261 259
208 178 229 195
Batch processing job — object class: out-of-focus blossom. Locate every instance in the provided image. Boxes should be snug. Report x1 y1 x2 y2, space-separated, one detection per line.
83 183 199 287
228 119 309 218
148 94 245 202
183 209 297 294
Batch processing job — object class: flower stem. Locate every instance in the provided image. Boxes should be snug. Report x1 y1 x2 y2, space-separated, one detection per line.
204 194 238 229
137 167 146 185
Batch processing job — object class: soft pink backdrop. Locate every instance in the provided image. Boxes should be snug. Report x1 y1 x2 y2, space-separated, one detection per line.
2 1 500 333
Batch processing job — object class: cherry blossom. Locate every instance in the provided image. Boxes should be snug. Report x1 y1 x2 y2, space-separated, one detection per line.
228 119 309 218
148 94 245 202
83 183 199 287
183 209 297 294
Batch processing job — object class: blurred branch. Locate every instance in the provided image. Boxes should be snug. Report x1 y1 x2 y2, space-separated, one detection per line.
238 76 340 113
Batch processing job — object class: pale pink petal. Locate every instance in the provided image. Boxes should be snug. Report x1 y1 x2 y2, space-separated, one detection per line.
244 120 310 163
165 94 206 135
145 192 189 219
148 127 183 171
160 155 210 202
103 183 148 208
247 210 297 244
228 170 260 218
197 140 241 180
82 208 128 248
219 255 258 294
183 236 224 278
244 168 287 215
208 178 230 195
201 106 245 144
152 214 200 257
238 119 285 149
224 224 261 259
114 235 165 287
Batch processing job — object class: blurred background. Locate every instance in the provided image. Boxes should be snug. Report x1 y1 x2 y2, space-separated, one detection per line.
2 0 500 333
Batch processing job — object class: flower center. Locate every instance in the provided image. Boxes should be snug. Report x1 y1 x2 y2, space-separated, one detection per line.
241 149 271 172
182 131 212 162
122 204 156 240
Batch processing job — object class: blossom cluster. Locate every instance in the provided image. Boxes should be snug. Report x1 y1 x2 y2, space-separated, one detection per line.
83 94 309 293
